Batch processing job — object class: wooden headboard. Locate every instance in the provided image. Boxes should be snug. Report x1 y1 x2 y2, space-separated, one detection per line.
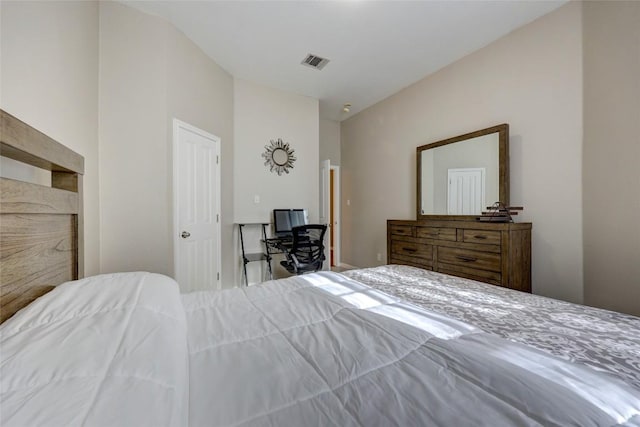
0 109 84 323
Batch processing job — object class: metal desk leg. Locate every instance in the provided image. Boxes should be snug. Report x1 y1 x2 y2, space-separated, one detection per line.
261 223 273 280
239 224 249 286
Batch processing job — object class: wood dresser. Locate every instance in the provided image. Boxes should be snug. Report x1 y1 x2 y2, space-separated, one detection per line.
387 219 532 292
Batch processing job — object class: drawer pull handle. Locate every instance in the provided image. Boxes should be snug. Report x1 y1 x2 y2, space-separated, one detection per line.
474 235 487 240
456 255 477 262
402 247 417 253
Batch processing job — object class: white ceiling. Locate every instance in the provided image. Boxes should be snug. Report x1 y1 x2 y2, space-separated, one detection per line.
125 0 566 121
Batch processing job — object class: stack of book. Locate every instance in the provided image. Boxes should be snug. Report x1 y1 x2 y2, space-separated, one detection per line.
476 203 523 223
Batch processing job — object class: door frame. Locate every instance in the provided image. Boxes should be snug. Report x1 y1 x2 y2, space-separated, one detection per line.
330 165 341 267
172 118 222 289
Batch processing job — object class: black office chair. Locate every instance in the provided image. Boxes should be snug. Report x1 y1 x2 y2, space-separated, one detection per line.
280 224 327 275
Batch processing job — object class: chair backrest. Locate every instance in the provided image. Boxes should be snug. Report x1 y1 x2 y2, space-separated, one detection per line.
288 224 327 272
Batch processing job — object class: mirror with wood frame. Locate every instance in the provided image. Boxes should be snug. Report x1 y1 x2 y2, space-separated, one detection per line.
417 124 509 220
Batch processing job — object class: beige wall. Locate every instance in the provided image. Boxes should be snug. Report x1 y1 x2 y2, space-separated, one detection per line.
4 1 636 314
342 2 584 303
583 1 640 316
99 2 234 285
233 79 319 284
166 24 235 290
319 118 341 261
233 78 319 224
320 119 341 166
0 1 101 276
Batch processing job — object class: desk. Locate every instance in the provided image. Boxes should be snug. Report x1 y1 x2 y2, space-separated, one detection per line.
264 236 293 252
262 236 295 279
237 224 299 286
237 223 271 286
237 225 305 286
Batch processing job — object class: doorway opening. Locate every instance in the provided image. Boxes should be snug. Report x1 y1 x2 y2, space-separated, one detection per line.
330 165 340 267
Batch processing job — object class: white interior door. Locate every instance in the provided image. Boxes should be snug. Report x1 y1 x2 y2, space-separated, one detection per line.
319 159 331 270
447 168 485 215
174 119 221 292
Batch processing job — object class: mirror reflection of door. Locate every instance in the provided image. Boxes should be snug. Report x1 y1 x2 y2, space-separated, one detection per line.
447 168 485 215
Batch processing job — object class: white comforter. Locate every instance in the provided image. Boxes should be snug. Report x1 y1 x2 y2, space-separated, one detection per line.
1 273 189 426
2 271 639 426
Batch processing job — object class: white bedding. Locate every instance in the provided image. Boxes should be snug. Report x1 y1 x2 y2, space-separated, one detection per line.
2 271 639 426
1 273 189 427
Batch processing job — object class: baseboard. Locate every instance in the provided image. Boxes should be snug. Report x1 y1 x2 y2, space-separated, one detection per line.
338 263 359 270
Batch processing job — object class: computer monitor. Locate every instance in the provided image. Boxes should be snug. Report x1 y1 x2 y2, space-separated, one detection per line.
273 209 308 236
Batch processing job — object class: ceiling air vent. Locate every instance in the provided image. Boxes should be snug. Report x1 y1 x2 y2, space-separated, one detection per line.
301 53 330 70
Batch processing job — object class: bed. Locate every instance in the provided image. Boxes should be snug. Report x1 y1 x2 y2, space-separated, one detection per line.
2 268 640 426
0 109 83 323
1 110 639 426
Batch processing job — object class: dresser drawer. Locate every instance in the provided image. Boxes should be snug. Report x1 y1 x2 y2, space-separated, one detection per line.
390 256 433 270
388 219 531 292
438 265 501 285
437 247 501 272
390 225 414 237
462 229 502 246
416 227 456 241
391 240 432 260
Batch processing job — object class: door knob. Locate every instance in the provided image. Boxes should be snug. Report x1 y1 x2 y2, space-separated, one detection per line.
181 231 191 239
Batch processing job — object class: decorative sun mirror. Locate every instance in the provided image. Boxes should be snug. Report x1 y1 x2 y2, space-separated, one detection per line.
417 124 509 219
262 138 296 175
